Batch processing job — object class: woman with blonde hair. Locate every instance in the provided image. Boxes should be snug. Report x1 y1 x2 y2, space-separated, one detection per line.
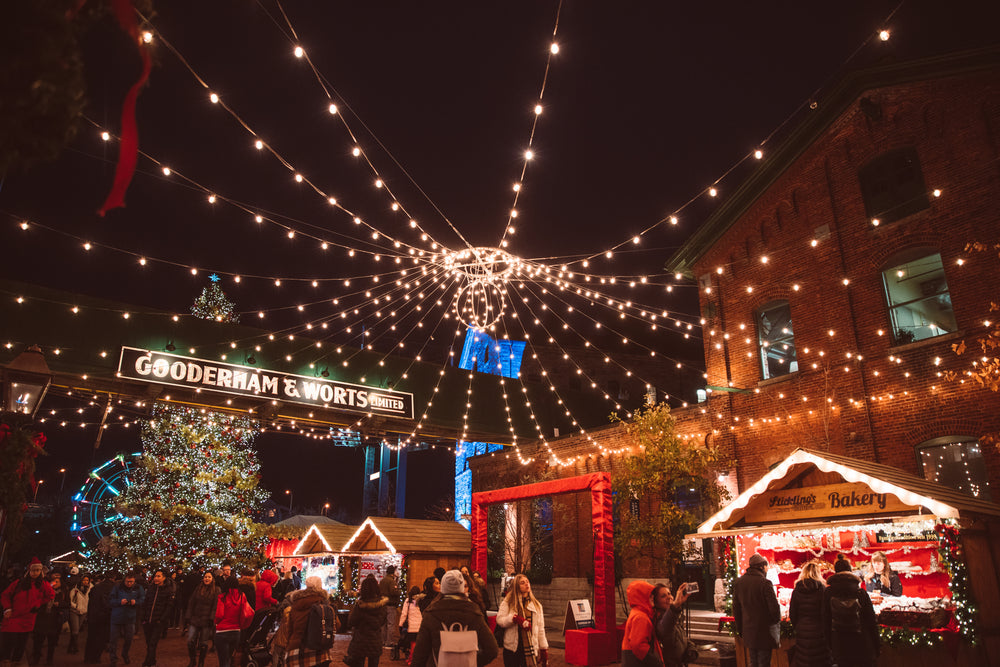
863 552 902 598
788 562 830 667
495 574 548 667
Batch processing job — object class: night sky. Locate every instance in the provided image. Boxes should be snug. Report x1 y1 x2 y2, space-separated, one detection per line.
2 0 994 529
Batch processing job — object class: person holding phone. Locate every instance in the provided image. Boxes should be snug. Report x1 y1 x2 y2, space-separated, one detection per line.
653 583 698 667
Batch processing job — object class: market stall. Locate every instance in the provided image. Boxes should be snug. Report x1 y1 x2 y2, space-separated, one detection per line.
293 522 362 596
695 448 1000 667
266 515 346 572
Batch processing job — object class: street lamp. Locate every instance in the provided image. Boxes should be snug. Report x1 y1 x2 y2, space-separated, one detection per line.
59 468 67 493
33 479 44 504
1 345 52 419
323 502 330 516
285 489 293 513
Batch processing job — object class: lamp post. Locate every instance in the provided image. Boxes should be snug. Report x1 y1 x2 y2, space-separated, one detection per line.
32 479 44 504
1 345 53 419
59 468 67 493
285 489 293 513
323 502 330 516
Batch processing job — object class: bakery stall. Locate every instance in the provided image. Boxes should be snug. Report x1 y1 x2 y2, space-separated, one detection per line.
695 448 1000 667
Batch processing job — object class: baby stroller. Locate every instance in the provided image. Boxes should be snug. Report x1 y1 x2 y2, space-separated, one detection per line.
240 607 282 667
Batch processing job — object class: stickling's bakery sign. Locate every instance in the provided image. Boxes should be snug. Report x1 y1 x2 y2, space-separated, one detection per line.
117 347 414 419
745 482 910 523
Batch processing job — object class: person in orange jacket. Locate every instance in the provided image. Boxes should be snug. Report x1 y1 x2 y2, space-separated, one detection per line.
621 581 663 667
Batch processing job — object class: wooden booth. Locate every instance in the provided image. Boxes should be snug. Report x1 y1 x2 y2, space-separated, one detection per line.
266 515 346 571
294 517 470 618
696 448 1000 667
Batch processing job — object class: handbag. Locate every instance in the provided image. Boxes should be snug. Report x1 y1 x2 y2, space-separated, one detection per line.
239 596 254 630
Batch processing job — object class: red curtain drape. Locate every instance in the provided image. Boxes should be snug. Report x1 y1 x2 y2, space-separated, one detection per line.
471 472 615 632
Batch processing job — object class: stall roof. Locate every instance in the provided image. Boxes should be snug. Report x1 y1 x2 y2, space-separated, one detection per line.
341 517 471 555
697 448 1000 535
294 523 361 555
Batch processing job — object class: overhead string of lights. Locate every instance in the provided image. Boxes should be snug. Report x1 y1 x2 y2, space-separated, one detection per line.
528 7 906 273
135 10 464 258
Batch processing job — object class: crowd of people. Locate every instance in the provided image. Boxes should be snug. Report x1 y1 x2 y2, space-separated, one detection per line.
734 552 889 667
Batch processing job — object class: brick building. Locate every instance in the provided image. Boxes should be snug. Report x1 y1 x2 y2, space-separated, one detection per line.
666 46 1000 497
470 47 1000 592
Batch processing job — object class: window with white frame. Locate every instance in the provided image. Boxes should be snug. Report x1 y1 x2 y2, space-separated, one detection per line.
757 300 797 380
917 437 991 500
881 250 957 345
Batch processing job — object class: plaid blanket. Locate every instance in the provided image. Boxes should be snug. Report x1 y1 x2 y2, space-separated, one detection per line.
284 647 333 667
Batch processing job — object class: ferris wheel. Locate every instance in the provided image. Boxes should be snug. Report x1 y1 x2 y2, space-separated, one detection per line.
70 452 142 556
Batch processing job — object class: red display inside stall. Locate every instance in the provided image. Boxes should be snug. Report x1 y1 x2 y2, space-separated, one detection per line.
735 529 949 599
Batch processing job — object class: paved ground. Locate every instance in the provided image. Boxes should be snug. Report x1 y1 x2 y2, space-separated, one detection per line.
20 627 569 667
26 626 729 667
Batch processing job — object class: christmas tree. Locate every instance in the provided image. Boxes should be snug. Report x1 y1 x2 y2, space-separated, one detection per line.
94 404 269 570
191 274 239 323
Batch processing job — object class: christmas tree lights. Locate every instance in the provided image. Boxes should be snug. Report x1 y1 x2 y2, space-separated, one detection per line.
91 404 271 570
191 274 240 323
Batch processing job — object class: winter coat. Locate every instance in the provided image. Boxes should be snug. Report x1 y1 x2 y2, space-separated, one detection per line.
256 571 278 611
186 584 220 628
862 571 902 597
410 594 498 667
88 580 114 622
621 581 663 667
141 580 176 626
239 575 257 610
379 574 401 608
399 594 424 633
496 596 548 656
347 596 389 659
823 572 879 667
733 565 780 650
789 579 831 667
215 589 251 633
70 583 92 616
285 588 329 651
109 582 146 625
32 586 70 635
273 576 296 602
0 578 55 633
655 605 690 667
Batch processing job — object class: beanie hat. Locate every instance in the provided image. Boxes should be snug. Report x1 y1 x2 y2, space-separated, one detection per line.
834 556 852 573
29 557 42 566
440 570 466 595
748 553 768 569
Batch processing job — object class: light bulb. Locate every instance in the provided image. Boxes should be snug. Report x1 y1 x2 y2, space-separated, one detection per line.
328 103 338 114
294 46 304 58
524 150 534 160
754 149 763 160
550 43 559 54
534 104 543 115
210 93 219 104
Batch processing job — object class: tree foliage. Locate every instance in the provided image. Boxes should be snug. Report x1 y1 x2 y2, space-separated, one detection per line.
610 402 729 577
92 404 270 571
0 419 46 552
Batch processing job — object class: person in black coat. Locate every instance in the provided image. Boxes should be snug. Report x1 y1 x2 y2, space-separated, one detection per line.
788 562 831 667
346 575 388 667
823 556 879 667
140 569 176 667
84 572 117 664
29 574 69 666
733 553 780 667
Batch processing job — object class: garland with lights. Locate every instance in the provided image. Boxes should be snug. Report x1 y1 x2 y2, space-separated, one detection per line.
191 275 239 323
90 404 269 571
934 521 977 644
0 419 46 549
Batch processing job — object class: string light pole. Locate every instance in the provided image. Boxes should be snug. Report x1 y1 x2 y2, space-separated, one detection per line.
285 489 293 513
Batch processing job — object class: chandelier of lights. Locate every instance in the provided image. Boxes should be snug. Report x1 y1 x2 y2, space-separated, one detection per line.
432 246 522 330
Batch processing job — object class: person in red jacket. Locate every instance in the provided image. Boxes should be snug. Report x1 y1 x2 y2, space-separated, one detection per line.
255 570 278 612
0 559 55 665
214 576 251 667
621 581 663 667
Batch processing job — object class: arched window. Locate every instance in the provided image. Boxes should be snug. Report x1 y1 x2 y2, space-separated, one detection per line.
757 300 797 379
881 249 957 345
916 436 991 500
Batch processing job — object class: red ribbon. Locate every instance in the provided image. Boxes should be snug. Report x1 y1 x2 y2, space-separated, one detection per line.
97 0 151 216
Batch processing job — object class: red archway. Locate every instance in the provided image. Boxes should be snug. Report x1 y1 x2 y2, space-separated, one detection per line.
471 472 615 635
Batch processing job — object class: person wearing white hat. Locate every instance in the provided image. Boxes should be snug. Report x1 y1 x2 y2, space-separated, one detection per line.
409 571 497 667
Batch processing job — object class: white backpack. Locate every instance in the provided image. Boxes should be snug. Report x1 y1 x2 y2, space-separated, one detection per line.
434 622 478 667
